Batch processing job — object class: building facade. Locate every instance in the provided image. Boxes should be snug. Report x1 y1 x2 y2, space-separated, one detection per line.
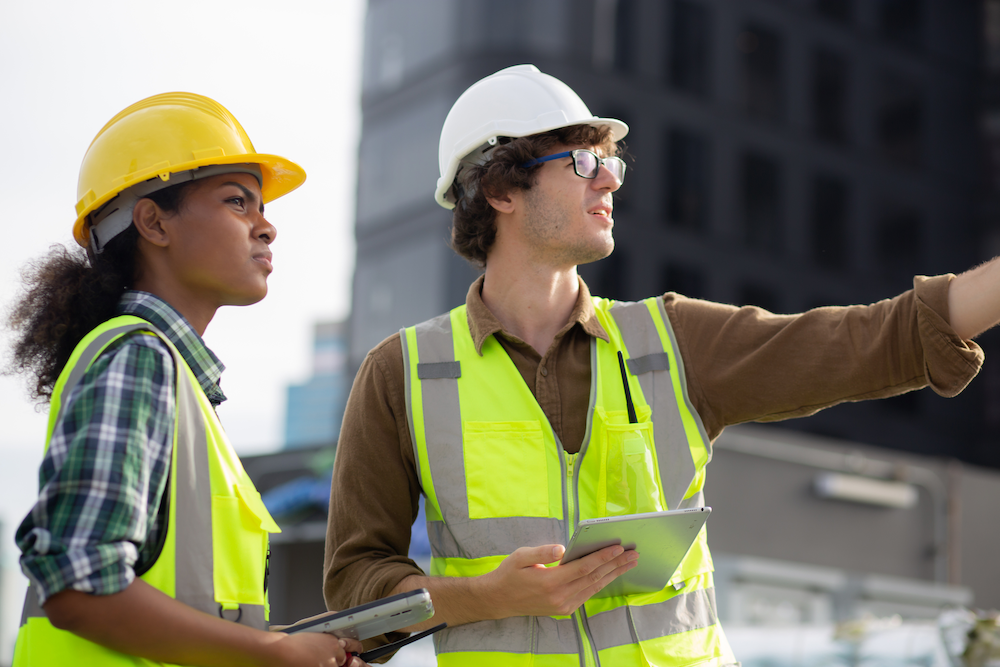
284 321 348 449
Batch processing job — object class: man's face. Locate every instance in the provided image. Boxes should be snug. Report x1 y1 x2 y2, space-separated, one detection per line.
513 144 622 268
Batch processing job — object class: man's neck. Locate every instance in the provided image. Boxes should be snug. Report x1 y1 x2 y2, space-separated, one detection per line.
481 257 581 357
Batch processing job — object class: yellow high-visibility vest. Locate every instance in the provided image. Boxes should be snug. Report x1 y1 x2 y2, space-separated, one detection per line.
402 297 738 667
14 316 280 667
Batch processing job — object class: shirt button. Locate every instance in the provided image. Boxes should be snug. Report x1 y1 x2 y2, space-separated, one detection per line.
540 366 549 377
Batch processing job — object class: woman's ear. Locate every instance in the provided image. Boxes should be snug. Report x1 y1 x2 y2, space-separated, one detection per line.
132 198 170 248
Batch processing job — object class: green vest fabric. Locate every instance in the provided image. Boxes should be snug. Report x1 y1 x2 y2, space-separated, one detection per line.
13 316 281 667
402 297 738 667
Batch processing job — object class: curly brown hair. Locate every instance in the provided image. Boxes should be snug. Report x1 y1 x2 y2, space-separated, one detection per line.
449 124 619 267
5 181 196 402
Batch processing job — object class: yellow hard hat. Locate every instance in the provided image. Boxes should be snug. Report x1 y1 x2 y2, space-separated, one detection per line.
73 92 306 248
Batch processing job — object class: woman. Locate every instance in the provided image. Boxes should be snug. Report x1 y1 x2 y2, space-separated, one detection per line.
8 93 364 667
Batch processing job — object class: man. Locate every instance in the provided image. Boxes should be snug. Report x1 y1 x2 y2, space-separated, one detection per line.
324 65 994 666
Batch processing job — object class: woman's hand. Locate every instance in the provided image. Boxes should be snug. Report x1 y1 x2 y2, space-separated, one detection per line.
267 633 367 667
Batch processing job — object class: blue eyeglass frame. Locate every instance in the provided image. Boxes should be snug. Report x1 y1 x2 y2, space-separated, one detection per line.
520 149 626 182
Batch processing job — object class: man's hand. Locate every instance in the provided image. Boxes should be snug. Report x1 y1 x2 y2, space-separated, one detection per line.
390 543 638 630
481 544 639 618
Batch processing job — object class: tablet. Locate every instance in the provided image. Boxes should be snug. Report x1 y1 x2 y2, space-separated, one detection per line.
282 589 435 639
560 507 711 598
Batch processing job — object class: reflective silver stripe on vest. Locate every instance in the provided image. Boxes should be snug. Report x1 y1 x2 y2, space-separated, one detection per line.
406 313 468 526
426 516 564 560
433 616 580 654
20 323 266 631
172 350 217 618
588 587 719 650
610 300 710 510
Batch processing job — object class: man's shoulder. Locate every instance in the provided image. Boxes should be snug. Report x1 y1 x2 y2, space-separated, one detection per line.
366 307 458 375
364 330 404 378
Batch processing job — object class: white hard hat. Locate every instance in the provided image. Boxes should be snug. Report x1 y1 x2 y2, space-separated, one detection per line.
434 64 629 209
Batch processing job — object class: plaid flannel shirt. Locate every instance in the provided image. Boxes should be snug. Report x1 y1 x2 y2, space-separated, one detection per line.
16 291 227 604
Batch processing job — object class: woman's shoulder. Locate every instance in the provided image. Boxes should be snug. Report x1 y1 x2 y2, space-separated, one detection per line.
74 328 176 391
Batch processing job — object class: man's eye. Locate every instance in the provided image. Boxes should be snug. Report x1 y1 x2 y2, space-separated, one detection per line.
228 196 245 207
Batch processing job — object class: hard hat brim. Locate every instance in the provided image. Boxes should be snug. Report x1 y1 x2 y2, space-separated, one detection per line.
72 153 306 247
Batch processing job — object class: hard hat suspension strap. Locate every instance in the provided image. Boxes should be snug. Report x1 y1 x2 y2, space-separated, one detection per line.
88 164 263 255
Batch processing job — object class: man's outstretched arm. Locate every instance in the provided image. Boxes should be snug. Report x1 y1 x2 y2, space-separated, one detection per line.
948 256 1000 340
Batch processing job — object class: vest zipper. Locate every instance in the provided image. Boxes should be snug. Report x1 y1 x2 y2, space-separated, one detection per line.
565 452 601 667
565 452 577 541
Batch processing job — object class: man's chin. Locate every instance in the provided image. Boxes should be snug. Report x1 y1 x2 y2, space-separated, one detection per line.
576 240 615 267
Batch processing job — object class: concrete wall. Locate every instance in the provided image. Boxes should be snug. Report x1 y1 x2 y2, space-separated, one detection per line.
708 424 1000 610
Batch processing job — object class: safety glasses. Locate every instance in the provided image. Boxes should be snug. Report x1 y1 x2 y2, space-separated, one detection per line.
521 149 626 184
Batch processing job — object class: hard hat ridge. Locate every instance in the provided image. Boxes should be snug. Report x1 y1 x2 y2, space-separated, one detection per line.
434 64 628 210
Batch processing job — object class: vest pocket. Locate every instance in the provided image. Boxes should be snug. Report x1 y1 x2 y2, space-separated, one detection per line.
211 484 281 606
599 417 664 517
464 421 550 519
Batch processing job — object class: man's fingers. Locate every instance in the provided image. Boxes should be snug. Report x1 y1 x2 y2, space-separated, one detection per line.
571 544 628 576
568 556 641 609
510 544 565 567
569 546 639 591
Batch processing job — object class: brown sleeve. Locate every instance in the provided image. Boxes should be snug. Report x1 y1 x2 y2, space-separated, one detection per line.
322 332 422 645
668 273 985 440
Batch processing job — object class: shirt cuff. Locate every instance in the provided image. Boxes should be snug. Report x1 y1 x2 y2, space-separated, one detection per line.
20 535 137 605
914 274 985 397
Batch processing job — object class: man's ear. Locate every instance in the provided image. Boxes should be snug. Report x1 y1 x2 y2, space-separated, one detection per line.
485 190 517 215
132 198 170 248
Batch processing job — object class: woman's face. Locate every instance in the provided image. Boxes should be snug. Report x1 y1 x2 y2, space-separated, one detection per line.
159 172 277 308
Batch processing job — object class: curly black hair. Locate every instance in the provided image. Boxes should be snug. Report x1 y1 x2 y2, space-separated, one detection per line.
5 180 195 401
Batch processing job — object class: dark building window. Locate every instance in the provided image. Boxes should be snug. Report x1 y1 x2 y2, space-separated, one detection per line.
664 264 707 300
876 73 922 167
742 152 783 254
739 24 783 121
669 0 711 96
811 49 849 145
811 174 850 269
740 283 781 313
881 391 920 415
615 0 637 73
876 0 923 49
666 128 710 232
816 0 853 24
875 204 922 280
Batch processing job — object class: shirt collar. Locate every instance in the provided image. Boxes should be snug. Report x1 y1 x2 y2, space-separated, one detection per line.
465 274 610 355
116 291 227 405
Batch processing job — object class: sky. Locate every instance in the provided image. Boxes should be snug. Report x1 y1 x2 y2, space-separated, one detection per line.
0 0 366 658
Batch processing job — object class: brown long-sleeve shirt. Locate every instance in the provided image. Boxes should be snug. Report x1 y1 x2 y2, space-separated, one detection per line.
323 274 983 628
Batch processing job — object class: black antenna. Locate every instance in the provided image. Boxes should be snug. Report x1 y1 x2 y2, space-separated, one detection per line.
617 351 638 424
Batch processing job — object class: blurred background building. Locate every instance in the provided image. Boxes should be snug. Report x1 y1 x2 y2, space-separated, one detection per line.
250 0 1000 652
283 321 348 449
